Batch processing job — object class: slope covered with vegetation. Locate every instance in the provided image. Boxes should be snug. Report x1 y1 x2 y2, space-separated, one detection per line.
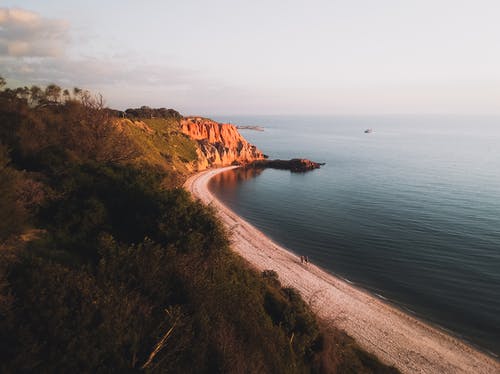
0 78 398 373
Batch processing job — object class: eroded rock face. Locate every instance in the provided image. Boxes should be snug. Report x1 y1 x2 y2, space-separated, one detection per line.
180 117 265 170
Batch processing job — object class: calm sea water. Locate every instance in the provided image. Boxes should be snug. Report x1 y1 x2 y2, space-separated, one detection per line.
209 115 500 357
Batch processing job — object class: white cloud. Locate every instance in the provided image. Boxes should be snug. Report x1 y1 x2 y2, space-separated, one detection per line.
0 7 69 57
1 56 196 87
0 53 259 113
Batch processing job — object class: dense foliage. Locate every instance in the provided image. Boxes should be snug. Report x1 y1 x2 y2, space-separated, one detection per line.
124 106 182 120
0 79 398 373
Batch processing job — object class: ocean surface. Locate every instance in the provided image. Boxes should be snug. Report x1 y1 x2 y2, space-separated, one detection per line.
209 115 500 357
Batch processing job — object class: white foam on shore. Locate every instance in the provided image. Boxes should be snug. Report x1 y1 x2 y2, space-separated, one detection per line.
185 166 500 374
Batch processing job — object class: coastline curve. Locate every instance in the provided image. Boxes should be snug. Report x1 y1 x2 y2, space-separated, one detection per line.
184 166 500 374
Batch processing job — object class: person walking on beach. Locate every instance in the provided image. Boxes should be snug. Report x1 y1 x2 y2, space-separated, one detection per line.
300 255 304 264
305 256 309 264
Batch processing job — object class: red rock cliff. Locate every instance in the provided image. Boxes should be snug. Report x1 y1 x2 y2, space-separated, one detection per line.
180 117 265 169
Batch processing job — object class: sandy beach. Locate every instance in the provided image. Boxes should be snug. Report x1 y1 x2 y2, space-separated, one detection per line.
185 166 500 374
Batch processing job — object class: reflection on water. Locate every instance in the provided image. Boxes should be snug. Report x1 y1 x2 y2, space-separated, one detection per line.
210 167 264 190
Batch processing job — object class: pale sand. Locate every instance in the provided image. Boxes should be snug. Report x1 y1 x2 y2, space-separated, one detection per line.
185 166 500 374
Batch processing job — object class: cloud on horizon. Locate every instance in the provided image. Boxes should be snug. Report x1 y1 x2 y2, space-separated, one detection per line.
0 7 211 110
0 7 69 57
0 6 291 113
1 55 197 87
1 53 239 112
3 6 498 115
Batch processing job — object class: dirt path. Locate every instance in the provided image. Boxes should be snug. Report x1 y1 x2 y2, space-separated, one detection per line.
185 166 500 374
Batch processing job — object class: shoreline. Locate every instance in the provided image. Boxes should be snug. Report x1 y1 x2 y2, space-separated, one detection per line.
184 166 500 374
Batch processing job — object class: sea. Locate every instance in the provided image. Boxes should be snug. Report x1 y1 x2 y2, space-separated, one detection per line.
209 115 500 357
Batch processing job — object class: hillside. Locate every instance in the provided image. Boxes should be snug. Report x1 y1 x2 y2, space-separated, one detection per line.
0 80 398 373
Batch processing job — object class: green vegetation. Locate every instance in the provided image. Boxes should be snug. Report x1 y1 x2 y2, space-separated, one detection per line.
124 105 182 120
123 117 198 187
0 79 398 373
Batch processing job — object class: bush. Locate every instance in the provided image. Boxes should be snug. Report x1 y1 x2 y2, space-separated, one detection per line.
0 144 26 242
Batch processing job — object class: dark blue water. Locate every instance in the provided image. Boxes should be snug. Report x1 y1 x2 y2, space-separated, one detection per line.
209 115 500 357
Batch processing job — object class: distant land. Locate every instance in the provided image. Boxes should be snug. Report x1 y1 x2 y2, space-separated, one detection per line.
237 125 265 131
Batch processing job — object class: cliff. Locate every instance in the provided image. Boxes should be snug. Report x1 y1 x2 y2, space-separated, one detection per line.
180 117 265 170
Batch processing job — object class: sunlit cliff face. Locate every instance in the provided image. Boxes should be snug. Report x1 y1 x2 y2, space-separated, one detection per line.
180 117 264 169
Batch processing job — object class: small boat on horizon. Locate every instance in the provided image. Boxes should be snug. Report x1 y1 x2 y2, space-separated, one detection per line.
364 128 373 133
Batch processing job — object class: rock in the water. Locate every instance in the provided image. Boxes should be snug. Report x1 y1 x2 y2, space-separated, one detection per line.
248 158 324 172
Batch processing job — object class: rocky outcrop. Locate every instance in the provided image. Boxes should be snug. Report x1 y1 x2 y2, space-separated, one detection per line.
180 117 265 170
248 158 324 172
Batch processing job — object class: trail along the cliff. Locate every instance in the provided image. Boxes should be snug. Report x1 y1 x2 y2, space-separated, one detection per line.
184 166 500 374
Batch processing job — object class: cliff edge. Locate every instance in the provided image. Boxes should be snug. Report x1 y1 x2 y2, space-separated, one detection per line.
180 117 265 170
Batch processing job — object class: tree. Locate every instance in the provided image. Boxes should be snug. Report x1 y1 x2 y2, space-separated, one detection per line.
29 85 43 106
73 87 82 99
44 84 62 103
62 92 140 163
62 89 70 102
14 87 30 102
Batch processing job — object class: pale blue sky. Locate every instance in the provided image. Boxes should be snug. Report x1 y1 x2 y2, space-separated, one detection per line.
1 1 499 114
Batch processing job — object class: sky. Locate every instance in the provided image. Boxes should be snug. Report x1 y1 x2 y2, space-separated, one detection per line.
1 1 500 115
